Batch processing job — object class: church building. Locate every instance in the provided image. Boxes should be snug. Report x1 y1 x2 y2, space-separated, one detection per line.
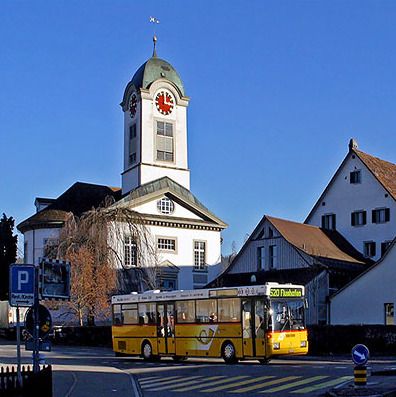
18 38 227 292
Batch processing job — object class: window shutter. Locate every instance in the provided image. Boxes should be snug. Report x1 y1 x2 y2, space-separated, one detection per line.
372 242 376 257
332 214 336 230
372 209 377 223
321 215 325 229
351 213 355 226
363 211 367 225
385 208 390 222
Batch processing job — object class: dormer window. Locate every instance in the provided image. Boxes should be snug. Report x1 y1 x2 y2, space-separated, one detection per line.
350 170 361 184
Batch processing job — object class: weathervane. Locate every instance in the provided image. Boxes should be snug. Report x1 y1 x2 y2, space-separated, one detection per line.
149 16 160 57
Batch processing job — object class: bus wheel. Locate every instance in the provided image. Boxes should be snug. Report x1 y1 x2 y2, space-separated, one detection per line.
258 358 270 364
142 341 153 360
172 356 187 362
222 341 237 364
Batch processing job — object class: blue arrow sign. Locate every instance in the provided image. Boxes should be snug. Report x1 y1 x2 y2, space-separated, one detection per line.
352 344 369 366
9 265 35 307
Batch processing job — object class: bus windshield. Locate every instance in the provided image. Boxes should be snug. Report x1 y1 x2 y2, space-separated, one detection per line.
271 300 305 331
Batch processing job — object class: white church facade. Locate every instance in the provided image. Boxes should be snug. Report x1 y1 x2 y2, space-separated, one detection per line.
18 39 227 292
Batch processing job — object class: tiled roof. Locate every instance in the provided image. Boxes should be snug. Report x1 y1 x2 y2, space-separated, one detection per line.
266 215 367 264
17 182 122 232
354 149 396 200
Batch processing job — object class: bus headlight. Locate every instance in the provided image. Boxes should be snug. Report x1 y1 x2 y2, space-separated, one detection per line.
273 342 280 350
300 341 307 347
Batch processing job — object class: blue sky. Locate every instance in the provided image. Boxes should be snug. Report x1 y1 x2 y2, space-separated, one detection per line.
1 1 396 255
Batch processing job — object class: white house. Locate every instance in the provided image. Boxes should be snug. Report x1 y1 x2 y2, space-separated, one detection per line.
17 38 227 291
305 139 396 262
210 215 369 324
330 238 396 325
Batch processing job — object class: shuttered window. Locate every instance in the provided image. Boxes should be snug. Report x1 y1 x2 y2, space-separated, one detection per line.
351 210 367 226
372 208 390 224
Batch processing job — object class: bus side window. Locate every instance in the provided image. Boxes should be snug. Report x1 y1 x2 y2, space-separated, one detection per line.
176 300 195 323
113 304 122 325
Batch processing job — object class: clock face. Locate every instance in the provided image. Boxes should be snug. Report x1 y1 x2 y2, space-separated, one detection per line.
155 90 174 115
129 93 137 118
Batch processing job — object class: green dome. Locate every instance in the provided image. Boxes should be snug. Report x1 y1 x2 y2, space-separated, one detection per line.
130 56 185 96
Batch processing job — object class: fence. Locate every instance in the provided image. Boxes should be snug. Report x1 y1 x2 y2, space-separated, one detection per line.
0 365 52 397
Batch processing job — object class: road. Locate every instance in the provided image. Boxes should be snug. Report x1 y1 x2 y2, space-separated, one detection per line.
1 340 395 397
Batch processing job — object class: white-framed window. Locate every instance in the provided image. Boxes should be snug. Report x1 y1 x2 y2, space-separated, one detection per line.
157 238 176 252
350 170 361 184
124 236 137 268
363 241 376 258
157 197 175 214
269 245 277 269
194 241 206 270
385 303 394 325
321 213 336 230
351 210 367 226
372 208 390 224
129 124 137 165
156 120 174 162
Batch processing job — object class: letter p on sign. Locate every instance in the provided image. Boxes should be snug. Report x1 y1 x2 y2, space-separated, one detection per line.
18 271 29 290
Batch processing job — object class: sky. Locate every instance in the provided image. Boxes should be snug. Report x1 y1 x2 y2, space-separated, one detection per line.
1 0 396 256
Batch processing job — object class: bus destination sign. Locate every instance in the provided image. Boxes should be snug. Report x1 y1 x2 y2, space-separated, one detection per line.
270 287 303 298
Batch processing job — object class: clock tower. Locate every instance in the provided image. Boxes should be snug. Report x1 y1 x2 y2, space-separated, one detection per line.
120 37 191 195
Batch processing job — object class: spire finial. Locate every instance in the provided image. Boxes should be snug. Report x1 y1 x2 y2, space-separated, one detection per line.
149 16 160 57
152 35 158 57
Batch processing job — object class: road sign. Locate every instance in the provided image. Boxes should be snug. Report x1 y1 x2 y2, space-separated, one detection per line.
40 258 71 300
9 265 35 307
352 344 369 366
25 304 52 339
25 339 52 352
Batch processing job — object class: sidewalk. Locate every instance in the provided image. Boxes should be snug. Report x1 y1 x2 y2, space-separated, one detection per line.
52 365 140 397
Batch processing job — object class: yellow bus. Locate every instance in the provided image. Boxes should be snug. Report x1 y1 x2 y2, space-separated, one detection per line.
111 282 308 364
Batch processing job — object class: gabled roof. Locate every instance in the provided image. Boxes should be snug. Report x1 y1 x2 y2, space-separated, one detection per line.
18 182 122 233
116 176 227 228
224 214 367 276
354 149 396 200
305 140 396 223
266 216 367 264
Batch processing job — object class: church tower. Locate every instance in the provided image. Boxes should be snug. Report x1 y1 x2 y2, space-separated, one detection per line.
120 37 191 195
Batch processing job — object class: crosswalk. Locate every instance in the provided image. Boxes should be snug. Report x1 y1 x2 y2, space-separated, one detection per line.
138 374 352 394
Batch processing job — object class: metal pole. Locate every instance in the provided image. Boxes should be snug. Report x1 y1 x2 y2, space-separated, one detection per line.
16 305 22 385
33 266 40 373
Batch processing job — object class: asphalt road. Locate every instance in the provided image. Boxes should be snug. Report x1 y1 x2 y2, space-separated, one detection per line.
1 340 396 397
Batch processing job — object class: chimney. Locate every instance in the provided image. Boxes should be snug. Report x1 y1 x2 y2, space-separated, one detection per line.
349 138 358 151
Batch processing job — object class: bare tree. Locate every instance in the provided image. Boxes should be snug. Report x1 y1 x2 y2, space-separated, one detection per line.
55 199 159 326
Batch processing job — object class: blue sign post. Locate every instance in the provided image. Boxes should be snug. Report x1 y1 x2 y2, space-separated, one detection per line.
9 265 35 307
352 344 369 366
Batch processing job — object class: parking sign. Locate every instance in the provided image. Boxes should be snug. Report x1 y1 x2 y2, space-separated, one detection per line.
9 265 35 307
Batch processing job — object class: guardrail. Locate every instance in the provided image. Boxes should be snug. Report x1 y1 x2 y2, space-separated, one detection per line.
0 365 52 397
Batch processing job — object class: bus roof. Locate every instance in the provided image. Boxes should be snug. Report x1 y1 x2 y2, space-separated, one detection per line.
111 283 305 305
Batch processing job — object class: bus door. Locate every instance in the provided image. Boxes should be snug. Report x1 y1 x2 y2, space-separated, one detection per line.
157 303 175 355
242 299 254 357
254 299 267 357
242 299 267 357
